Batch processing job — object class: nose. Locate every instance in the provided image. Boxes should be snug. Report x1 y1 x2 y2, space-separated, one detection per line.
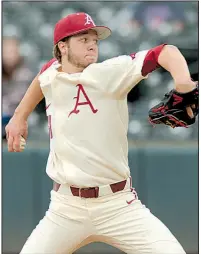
88 45 95 51
88 41 97 51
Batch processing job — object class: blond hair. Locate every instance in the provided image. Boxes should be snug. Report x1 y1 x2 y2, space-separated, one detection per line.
53 44 62 63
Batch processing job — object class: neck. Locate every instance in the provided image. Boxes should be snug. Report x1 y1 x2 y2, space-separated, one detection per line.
61 59 84 74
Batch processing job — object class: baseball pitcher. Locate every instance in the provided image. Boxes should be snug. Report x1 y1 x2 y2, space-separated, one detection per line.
5 12 198 254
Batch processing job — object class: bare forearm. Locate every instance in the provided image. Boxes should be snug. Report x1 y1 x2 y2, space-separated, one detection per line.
14 74 44 120
158 45 196 91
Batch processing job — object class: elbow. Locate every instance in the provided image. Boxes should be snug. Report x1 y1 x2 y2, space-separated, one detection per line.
162 44 180 54
158 44 181 66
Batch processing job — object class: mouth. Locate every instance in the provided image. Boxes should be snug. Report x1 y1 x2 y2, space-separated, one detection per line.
85 55 96 60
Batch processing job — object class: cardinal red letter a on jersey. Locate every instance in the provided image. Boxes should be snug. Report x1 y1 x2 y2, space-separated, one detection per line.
68 84 98 117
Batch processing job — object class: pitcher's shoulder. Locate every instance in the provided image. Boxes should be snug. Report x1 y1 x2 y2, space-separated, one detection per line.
85 56 132 74
100 55 132 66
40 58 59 74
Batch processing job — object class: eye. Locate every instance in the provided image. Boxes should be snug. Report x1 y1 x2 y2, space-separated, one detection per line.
81 37 88 42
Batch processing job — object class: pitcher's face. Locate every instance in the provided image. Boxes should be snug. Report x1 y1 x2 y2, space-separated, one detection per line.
60 30 99 69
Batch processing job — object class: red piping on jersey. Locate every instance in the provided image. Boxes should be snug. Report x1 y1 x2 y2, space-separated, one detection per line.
46 103 51 110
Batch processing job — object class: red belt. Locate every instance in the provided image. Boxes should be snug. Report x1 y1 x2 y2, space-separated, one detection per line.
70 179 128 198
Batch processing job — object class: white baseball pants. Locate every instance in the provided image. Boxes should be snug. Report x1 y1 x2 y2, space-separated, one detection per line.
20 183 186 254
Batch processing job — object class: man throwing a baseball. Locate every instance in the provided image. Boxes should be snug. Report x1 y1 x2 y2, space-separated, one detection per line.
6 12 197 254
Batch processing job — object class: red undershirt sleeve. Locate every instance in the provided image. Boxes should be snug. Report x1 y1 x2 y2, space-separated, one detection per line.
132 43 167 77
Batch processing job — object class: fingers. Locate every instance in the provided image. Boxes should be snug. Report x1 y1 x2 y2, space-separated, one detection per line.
13 135 21 152
5 117 28 152
23 130 28 140
20 136 26 151
7 134 23 152
7 136 14 152
186 106 194 118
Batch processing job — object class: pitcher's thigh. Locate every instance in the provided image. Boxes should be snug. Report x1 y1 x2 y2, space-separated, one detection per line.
136 211 186 254
104 201 186 254
121 212 185 254
20 210 88 254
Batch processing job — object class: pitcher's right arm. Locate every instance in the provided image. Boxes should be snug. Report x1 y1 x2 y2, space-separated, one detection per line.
6 73 44 152
6 58 58 152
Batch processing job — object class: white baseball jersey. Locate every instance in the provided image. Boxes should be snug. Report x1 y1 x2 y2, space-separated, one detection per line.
39 44 166 187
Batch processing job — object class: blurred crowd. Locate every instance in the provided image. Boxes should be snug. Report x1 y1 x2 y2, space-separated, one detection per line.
2 1 198 142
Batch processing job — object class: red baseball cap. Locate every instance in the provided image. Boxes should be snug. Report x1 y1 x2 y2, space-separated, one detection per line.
54 12 112 45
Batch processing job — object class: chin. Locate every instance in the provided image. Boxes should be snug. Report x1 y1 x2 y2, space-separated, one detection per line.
84 60 97 68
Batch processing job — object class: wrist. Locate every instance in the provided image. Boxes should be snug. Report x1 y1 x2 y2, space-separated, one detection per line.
174 80 197 93
13 109 28 121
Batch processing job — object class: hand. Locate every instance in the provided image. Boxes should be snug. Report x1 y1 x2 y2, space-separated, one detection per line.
186 104 197 119
5 115 28 152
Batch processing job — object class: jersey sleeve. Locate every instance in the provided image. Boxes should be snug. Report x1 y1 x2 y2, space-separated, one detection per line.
87 44 166 98
38 58 59 104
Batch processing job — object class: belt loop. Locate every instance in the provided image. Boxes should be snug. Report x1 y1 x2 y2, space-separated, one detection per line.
130 176 132 188
53 182 61 192
94 187 99 198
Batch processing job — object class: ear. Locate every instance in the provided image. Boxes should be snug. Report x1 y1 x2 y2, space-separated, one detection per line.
57 41 68 55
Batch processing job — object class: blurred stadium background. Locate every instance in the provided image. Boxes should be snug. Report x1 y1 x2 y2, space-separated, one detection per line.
2 2 198 254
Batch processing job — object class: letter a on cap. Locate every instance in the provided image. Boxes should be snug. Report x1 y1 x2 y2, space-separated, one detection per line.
85 14 95 26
